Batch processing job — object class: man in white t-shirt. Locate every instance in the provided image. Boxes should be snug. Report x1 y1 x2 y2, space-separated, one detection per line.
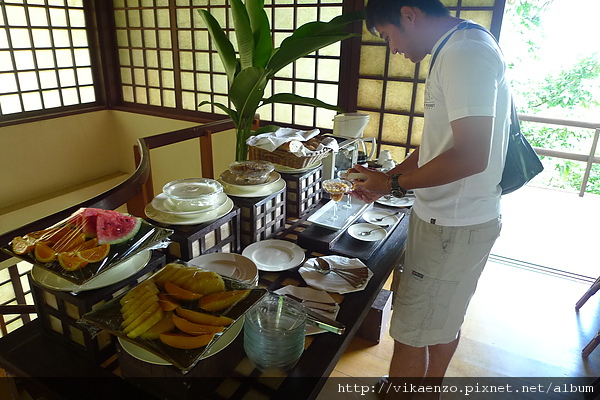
351 0 509 397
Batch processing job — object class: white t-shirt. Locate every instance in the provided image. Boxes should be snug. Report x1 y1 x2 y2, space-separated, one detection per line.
412 22 511 226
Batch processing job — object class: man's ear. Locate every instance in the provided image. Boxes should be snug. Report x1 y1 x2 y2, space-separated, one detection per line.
400 6 418 28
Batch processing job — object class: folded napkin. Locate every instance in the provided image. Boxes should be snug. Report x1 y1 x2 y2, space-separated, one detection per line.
298 255 373 295
274 285 340 335
246 127 338 155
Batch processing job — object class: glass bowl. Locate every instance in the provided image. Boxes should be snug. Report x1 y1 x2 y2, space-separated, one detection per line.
227 160 274 185
162 178 224 211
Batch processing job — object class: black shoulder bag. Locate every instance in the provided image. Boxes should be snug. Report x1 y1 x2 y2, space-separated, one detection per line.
429 22 543 195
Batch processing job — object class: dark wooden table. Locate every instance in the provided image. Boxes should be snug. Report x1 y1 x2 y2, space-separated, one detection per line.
0 204 410 400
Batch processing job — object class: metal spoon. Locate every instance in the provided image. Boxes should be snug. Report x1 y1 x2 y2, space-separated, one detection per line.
357 225 389 236
369 212 400 223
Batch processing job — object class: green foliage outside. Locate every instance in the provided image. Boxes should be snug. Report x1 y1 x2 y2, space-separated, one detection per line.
501 0 600 194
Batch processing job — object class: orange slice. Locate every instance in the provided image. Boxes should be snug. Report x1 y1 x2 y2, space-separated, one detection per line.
34 242 56 263
74 238 99 252
172 314 225 336
54 232 87 252
58 252 89 271
11 236 35 255
77 243 110 263
159 332 215 349
164 281 203 301
199 289 251 312
175 307 233 327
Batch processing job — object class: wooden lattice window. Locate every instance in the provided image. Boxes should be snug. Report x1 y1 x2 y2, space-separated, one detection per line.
112 0 346 130
0 0 96 117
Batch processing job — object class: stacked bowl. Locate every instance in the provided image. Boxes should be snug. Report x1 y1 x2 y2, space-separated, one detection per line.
219 161 285 198
146 178 234 225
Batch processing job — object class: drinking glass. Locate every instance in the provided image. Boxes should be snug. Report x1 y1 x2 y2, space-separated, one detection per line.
243 294 306 375
337 172 356 210
322 179 352 221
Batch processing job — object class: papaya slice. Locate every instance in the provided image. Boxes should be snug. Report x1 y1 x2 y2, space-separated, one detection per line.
158 292 179 312
138 312 175 340
172 314 225 336
175 307 233 327
164 281 203 301
199 290 251 312
159 332 215 349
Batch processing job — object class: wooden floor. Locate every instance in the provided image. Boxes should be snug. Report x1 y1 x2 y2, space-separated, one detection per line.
317 258 600 399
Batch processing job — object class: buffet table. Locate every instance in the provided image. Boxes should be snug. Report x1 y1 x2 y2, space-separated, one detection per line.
0 202 409 400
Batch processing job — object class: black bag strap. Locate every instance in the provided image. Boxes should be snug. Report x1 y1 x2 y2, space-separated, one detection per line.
429 21 495 74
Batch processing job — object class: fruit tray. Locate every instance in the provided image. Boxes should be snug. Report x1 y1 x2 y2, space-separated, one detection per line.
82 261 267 373
1 208 173 289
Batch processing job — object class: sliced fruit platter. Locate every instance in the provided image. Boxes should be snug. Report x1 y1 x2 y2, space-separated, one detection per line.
82 261 267 373
1 208 173 287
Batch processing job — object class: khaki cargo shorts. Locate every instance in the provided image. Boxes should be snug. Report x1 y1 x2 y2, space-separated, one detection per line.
389 211 501 347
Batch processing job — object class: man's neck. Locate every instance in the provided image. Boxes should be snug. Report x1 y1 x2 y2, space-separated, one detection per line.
424 16 464 54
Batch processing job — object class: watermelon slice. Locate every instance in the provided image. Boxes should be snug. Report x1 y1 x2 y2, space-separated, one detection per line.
96 212 142 245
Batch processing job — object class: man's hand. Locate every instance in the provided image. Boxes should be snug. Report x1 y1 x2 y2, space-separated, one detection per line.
348 165 390 203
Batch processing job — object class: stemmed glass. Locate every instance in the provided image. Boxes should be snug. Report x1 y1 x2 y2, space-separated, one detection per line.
322 178 352 222
337 171 356 210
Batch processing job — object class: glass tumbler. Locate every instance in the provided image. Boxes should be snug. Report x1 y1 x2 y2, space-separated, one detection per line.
243 294 306 374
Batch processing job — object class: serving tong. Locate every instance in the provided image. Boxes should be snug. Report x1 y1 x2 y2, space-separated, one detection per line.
311 258 369 288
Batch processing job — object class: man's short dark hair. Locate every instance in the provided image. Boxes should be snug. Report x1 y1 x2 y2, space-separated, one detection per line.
365 0 450 34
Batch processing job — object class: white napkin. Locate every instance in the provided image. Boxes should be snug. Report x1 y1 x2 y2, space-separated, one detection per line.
298 255 373 294
275 285 340 335
246 128 338 155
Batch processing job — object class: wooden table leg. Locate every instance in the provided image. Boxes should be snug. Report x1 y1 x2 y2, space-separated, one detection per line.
576 276 600 310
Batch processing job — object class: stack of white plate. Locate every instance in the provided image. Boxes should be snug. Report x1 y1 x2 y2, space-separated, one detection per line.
145 178 234 225
218 170 286 198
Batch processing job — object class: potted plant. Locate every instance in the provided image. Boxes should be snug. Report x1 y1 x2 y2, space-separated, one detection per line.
198 0 364 161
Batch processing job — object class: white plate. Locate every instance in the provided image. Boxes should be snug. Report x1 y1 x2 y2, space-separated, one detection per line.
242 239 305 272
188 253 258 284
219 171 281 189
117 317 244 365
31 251 151 292
274 161 321 174
375 195 415 208
347 223 388 242
151 192 228 216
220 179 286 198
362 210 401 226
145 197 234 225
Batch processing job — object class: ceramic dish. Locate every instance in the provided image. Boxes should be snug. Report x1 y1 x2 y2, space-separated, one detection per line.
151 192 228 215
298 256 373 294
274 286 339 335
347 223 388 242
227 160 274 185
219 171 281 189
188 253 258 285
117 317 244 365
219 179 285 198
145 197 234 225
242 239 305 272
362 210 401 226
375 195 415 208
31 250 151 292
307 199 371 231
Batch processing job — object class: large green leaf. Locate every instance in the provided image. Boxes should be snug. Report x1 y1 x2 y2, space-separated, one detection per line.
198 100 239 125
293 11 364 37
247 0 272 68
197 10 237 84
230 0 254 70
261 93 344 112
267 33 357 75
229 67 268 120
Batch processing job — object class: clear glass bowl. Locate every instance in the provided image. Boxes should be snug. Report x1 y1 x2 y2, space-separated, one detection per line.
162 178 224 211
228 160 274 185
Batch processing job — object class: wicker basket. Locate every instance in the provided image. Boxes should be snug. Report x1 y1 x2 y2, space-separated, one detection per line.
248 146 331 169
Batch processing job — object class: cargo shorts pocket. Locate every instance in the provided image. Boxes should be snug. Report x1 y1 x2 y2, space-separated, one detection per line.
394 270 459 332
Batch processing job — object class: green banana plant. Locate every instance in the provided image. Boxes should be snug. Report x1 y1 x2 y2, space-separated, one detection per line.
197 0 364 161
